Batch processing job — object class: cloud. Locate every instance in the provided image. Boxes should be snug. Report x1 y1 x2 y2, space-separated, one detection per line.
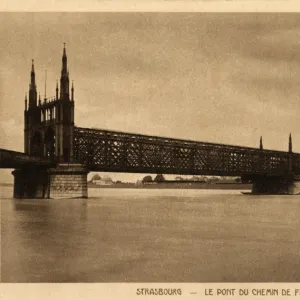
0 13 299 154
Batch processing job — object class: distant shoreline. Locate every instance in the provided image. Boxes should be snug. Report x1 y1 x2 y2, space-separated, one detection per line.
1 182 252 190
88 182 252 190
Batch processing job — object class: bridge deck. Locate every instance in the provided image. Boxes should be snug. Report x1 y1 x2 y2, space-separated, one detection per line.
0 149 55 169
73 127 300 176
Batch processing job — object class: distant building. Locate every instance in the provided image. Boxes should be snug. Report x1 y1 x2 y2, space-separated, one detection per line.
93 176 113 186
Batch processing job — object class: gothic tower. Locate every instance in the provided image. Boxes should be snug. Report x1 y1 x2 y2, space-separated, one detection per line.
18 45 88 200
24 45 75 162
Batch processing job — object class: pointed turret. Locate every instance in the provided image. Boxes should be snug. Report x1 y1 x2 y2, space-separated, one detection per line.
259 136 263 150
30 59 35 86
56 80 59 99
289 133 293 153
38 93 41 106
28 59 37 108
60 43 70 100
25 93 27 110
71 81 74 101
63 43 67 57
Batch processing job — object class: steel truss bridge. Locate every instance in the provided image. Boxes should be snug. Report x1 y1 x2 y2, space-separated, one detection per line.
2 127 300 176
73 127 300 176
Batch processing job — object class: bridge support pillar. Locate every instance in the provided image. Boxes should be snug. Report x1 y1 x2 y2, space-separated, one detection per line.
12 167 49 199
48 164 88 199
245 175 300 195
12 164 88 199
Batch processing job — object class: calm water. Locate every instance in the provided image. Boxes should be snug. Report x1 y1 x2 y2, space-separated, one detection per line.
1 186 299 282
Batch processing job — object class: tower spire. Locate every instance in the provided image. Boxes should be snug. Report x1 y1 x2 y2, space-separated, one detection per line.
259 136 263 150
289 133 293 153
60 43 70 100
56 80 59 99
71 80 74 101
29 59 37 107
30 59 36 89
25 93 27 110
63 42 66 57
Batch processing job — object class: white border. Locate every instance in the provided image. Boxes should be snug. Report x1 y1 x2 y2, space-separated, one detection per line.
1 1 300 12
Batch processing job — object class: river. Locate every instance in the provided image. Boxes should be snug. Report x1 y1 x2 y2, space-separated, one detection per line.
1 186 299 282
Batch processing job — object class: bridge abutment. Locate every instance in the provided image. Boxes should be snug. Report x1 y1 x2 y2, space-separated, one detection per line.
12 164 88 199
245 175 300 195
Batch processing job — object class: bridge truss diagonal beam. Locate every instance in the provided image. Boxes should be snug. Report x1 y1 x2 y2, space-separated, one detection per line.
73 127 300 176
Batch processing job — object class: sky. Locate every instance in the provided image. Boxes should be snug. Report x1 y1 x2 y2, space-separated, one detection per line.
0 13 299 182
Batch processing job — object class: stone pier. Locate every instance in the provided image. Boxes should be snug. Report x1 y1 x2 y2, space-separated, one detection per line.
12 163 88 199
48 164 88 199
290 181 300 195
244 175 300 195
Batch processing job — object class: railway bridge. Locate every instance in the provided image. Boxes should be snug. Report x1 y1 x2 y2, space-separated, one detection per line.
1 46 299 198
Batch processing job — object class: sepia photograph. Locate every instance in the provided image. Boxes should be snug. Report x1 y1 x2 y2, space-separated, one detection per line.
0 12 299 284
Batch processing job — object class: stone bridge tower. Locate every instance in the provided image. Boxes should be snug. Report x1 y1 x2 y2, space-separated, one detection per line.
20 45 88 199
24 44 74 163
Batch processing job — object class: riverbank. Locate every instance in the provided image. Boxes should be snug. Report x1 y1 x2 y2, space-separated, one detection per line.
88 182 252 190
0 182 252 190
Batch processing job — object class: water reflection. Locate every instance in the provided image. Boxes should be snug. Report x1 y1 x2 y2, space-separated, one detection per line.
14 199 51 212
2 197 89 282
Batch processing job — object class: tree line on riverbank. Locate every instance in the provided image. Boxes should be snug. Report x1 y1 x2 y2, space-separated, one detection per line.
89 173 242 185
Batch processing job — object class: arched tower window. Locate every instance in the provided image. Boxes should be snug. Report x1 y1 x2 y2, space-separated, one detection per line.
44 127 55 158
